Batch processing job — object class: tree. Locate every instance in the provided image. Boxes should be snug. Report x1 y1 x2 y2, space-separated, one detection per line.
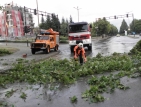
91 22 98 36
69 15 73 23
119 19 128 35
46 15 52 29
109 24 118 36
130 19 141 34
95 18 111 36
39 16 46 29
60 18 68 36
0 5 3 10
41 16 45 23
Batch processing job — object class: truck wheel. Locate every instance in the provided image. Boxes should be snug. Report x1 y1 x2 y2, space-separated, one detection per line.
70 46 74 53
54 45 58 51
31 49 35 54
88 46 92 51
45 46 50 54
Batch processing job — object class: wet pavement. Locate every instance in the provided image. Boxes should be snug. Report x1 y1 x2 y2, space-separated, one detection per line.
0 35 141 107
53 35 141 59
0 43 60 72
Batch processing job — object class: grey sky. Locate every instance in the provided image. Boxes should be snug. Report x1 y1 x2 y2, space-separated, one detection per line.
0 0 140 29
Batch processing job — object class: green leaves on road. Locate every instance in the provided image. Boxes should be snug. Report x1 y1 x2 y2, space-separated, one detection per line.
0 52 141 103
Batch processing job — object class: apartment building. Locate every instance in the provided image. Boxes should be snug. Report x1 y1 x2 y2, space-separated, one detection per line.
0 2 34 37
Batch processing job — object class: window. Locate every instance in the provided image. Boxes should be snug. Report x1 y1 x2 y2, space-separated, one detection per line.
50 37 54 41
69 24 88 33
36 36 49 40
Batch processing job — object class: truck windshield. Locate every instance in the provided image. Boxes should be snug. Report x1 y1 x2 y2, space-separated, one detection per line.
36 36 49 40
69 24 88 33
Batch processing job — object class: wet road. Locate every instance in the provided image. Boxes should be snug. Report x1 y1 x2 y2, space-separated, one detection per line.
54 35 141 59
0 35 141 107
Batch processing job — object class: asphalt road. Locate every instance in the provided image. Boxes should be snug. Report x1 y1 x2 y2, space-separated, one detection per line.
0 36 141 107
0 42 60 72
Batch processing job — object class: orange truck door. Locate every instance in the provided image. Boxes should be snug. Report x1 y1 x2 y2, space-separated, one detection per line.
50 36 54 48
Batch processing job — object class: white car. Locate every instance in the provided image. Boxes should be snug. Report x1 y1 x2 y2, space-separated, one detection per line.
116 34 120 37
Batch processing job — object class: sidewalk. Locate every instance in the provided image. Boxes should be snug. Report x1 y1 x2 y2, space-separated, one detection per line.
127 35 140 38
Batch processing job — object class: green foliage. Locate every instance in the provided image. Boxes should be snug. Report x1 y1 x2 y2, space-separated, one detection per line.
0 53 141 103
96 53 102 58
92 19 118 36
95 19 111 35
130 19 141 34
0 5 3 10
59 17 68 36
60 36 68 40
69 15 73 23
109 24 118 36
0 49 12 56
5 89 16 98
82 72 130 103
129 40 141 55
119 19 128 34
70 96 77 103
0 54 135 86
39 14 60 32
112 52 120 56
59 36 68 43
20 92 27 100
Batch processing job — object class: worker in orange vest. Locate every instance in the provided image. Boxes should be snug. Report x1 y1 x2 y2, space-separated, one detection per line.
74 43 87 65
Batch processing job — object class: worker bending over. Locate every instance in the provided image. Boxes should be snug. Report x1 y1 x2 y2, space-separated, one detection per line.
74 43 87 65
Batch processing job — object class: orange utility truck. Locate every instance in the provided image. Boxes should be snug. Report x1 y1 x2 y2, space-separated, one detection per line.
30 28 59 54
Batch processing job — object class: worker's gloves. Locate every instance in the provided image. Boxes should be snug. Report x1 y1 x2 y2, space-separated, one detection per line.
74 55 78 61
84 58 87 62
74 55 77 59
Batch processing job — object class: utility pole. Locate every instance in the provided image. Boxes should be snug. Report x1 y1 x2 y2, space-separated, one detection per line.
74 6 81 22
24 6 29 47
132 13 135 37
24 6 26 36
36 0 39 27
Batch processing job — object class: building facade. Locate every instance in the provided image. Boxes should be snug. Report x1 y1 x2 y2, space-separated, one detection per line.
0 2 34 37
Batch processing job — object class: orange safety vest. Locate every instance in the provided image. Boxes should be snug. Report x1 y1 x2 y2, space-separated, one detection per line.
74 45 86 58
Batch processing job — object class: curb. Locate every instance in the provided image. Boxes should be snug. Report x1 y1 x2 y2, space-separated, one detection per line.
127 35 139 38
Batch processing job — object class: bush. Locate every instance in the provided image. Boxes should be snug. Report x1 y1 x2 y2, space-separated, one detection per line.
60 36 68 40
130 40 141 55
0 49 12 56
59 40 68 43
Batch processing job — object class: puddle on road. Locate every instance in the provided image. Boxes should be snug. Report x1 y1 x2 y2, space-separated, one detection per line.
0 79 89 107
1 75 140 107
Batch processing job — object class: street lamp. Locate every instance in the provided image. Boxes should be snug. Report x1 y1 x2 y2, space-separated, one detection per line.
74 6 81 22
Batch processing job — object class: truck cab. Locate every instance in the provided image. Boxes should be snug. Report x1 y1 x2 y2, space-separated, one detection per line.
30 28 59 54
67 22 92 53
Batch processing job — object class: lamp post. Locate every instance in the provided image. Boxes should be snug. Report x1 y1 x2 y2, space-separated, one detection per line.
128 28 130 36
36 0 39 27
74 6 81 22
132 13 135 37
126 11 135 37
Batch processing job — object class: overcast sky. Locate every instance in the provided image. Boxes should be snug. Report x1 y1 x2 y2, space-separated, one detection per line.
1 0 141 29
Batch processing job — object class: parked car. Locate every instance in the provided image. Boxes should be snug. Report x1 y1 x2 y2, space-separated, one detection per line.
116 34 120 37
